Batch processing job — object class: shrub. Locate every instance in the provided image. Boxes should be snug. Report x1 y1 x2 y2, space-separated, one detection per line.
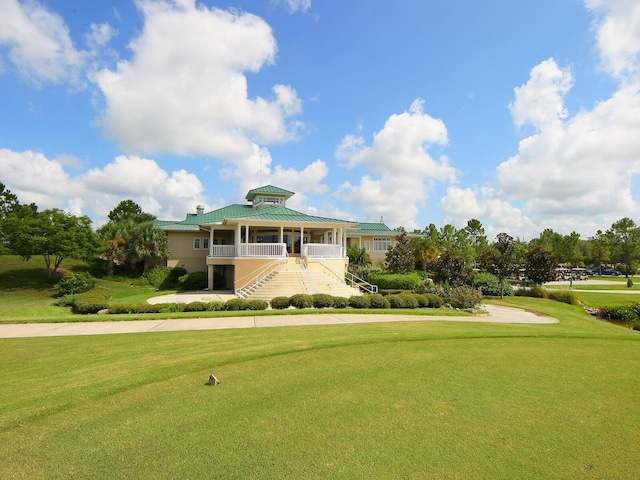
246 300 268 311
224 298 247 311
447 286 482 309
107 304 136 314
160 302 185 313
53 294 77 307
289 294 313 309
332 297 349 309
368 272 422 290
143 266 173 289
312 293 334 308
411 293 429 308
473 272 513 297
206 301 225 311
387 295 404 309
425 293 444 308
598 305 637 321
398 293 419 309
349 295 370 309
57 272 96 296
137 304 164 313
72 289 110 314
546 289 578 305
178 272 207 291
270 296 291 310
184 301 208 312
515 285 547 298
367 294 390 309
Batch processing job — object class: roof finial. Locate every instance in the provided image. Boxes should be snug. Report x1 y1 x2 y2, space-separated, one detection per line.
380 215 384 223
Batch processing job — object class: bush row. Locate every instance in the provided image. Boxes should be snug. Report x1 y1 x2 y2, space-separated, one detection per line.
514 286 579 305
270 292 444 310
367 272 422 290
106 299 268 315
597 303 640 322
72 289 111 314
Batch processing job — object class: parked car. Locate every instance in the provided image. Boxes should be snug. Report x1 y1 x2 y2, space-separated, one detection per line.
601 269 621 276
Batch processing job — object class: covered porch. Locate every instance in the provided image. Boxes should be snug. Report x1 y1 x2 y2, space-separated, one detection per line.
202 221 354 293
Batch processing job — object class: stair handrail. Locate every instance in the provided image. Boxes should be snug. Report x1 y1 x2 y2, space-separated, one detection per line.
299 257 317 294
318 261 378 294
235 256 288 298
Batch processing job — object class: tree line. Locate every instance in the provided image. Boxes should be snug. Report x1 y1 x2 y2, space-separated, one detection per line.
349 217 640 291
0 182 168 277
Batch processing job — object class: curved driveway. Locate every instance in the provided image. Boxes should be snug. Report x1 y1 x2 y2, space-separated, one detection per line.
0 305 556 339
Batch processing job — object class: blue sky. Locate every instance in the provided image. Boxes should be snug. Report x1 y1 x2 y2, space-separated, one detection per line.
1 0 639 240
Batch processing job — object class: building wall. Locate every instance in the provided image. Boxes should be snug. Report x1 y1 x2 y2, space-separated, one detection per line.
167 232 208 272
347 235 395 267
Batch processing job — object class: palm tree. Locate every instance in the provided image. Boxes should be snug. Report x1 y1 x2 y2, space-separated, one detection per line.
347 245 372 278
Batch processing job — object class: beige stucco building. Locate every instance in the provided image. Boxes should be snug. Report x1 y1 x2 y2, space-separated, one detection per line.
156 185 400 296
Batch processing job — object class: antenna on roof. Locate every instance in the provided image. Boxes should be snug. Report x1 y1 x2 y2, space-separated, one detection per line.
380 216 384 223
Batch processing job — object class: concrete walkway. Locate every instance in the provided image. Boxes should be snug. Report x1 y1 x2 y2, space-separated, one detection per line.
0 305 557 339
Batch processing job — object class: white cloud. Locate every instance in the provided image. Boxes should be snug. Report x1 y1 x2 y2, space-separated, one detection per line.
95 0 303 159
585 0 640 81
272 0 312 14
0 149 209 224
0 0 86 86
441 186 537 239
509 58 573 130
336 98 456 230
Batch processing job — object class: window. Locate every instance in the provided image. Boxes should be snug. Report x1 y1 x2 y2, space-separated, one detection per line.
194 237 211 250
364 241 370 251
373 237 391 252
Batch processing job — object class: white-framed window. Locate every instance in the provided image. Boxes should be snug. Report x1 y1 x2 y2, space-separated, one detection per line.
364 241 370 251
373 237 391 252
193 237 211 250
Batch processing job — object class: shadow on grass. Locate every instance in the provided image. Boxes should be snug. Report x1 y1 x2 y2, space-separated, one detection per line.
0 268 58 291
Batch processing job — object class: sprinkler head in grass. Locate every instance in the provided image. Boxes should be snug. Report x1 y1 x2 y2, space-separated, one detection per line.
208 374 220 386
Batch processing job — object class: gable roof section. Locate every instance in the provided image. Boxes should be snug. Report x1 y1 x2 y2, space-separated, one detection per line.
156 204 356 231
350 222 399 236
245 185 294 202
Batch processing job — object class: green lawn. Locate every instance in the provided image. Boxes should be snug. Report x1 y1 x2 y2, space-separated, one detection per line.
1 297 639 479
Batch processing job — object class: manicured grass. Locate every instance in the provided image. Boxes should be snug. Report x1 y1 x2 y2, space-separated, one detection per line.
0 301 638 479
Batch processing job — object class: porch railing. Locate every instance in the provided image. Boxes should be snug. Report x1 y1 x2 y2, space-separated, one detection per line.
303 244 344 259
209 243 287 258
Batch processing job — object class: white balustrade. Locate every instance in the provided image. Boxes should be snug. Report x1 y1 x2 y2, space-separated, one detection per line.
303 244 344 259
238 243 287 257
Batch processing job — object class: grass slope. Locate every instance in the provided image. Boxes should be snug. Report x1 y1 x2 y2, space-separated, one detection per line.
1 298 639 479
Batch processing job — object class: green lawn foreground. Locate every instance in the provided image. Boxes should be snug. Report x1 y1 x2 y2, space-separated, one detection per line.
1 297 639 479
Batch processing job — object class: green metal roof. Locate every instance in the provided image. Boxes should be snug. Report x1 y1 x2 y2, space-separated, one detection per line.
245 185 294 201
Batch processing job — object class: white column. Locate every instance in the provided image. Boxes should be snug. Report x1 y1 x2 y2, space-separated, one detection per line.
244 225 249 244
235 224 241 247
300 226 304 255
209 228 214 256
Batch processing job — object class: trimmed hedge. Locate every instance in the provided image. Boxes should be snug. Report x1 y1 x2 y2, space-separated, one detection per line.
425 293 444 308
348 295 370 309
57 272 96 296
289 294 313 309
367 294 390 309
332 297 349 309
368 272 422 290
312 293 334 308
546 289 578 305
72 289 110 314
270 296 291 310
178 271 207 290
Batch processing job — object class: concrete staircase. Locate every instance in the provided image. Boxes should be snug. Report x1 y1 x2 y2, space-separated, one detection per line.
242 261 362 301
